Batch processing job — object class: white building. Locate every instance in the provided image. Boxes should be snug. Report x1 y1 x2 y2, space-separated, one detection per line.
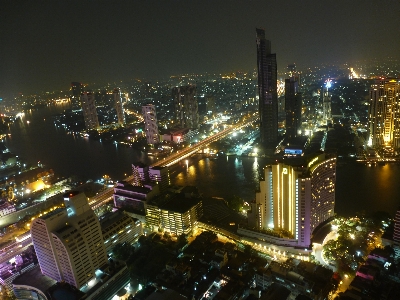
30 191 107 289
142 104 159 144
0 201 16 217
113 88 125 125
80 92 99 130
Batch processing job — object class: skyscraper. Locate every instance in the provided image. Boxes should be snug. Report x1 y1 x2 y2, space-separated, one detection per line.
285 77 302 139
31 191 108 289
256 28 278 150
369 78 400 148
322 80 332 125
71 82 83 109
142 104 160 145
247 154 336 247
81 92 100 130
113 88 125 125
172 85 199 129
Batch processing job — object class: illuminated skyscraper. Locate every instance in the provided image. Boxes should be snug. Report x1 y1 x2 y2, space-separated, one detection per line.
30 191 107 289
285 77 302 138
369 78 400 148
80 92 100 130
322 80 332 125
71 82 83 109
113 88 125 125
142 104 160 144
172 85 199 129
248 154 336 247
256 28 278 150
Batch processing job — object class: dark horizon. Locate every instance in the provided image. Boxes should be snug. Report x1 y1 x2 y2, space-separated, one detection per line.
1 0 400 97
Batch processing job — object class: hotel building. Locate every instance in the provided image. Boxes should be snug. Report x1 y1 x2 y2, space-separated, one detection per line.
30 191 107 289
245 153 336 248
368 78 400 148
172 85 199 129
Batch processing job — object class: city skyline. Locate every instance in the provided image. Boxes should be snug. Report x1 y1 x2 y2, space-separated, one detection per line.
1 0 400 97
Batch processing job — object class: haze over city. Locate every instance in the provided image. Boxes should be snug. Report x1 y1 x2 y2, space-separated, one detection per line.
1 0 400 96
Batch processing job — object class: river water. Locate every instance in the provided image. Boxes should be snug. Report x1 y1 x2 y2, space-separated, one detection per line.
4 105 400 217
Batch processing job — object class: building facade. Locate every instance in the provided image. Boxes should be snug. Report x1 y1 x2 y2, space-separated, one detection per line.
113 88 125 125
368 78 400 149
285 77 302 139
30 191 107 289
248 154 336 247
80 92 100 130
142 104 160 144
256 28 278 150
172 85 199 129
322 80 332 125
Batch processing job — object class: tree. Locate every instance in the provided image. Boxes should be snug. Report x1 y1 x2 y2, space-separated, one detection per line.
112 243 135 261
226 195 244 212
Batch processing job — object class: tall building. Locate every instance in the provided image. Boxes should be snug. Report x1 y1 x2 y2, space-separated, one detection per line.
247 154 336 247
368 78 400 148
31 191 107 289
285 77 302 139
113 88 125 125
71 82 83 109
393 206 400 242
172 85 199 129
80 92 100 130
142 104 160 144
256 28 278 150
322 80 332 125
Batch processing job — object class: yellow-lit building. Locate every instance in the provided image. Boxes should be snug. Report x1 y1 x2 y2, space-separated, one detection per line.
247 154 336 247
369 78 400 148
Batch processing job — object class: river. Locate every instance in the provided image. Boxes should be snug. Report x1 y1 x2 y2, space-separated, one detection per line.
4 105 400 218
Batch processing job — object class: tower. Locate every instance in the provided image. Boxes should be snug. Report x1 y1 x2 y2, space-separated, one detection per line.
322 79 332 125
369 78 400 148
256 28 278 150
30 191 107 289
172 85 199 129
142 104 160 144
71 82 83 109
285 77 302 138
113 88 125 125
80 92 100 130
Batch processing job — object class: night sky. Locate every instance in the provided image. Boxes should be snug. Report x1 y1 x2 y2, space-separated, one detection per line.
1 0 399 96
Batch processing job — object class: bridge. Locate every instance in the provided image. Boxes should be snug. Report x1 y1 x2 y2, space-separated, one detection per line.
0 115 258 263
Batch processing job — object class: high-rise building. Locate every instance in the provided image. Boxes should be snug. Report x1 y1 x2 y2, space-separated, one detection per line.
393 206 400 242
206 95 215 117
80 92 100 130
322 80 332 125
368 78 400 148
256 28 278 150
172 85 199 129
246 154 336 247
71 82 83 109
142 104 160 144
113 88 125 125
31 191 107 289
285 77 302 139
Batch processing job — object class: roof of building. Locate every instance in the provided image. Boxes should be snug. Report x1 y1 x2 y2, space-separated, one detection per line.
100 210 137 229
148 192 201 213
145 288 187 300
12 265 57 294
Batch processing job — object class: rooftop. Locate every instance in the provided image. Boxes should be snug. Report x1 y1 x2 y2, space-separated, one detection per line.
12 265 57 294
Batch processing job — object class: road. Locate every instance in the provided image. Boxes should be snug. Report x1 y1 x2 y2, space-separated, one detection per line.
0 115 259 260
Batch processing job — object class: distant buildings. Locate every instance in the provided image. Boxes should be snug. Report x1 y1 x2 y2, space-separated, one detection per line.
368 78 400 148
0 201 16 217
172 85 199 129
142 104 160 145
80 92 100 130
256 28 278 150
285 77 302 139
30 191 107 289
245 153 336 248
113 88 125 125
